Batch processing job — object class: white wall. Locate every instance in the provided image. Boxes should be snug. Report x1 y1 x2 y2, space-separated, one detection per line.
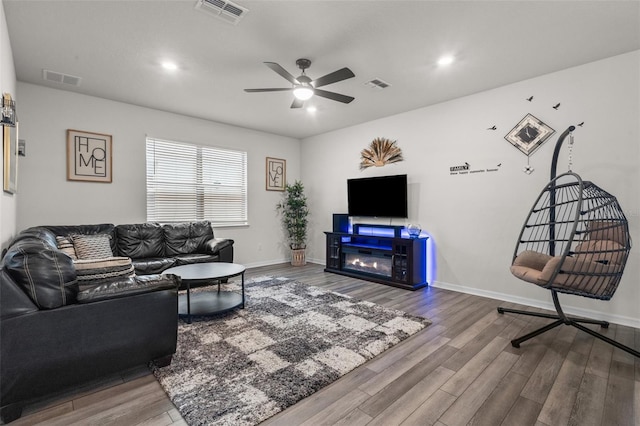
15 83 300 266
302 51 640 328
0 0 17 251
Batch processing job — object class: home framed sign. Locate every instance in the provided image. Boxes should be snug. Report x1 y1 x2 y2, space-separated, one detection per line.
266 157 286 191
67 129 112 183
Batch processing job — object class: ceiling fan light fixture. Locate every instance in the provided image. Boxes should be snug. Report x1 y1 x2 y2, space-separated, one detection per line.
293 85 314 100
161 61 178 71
437 55 455 66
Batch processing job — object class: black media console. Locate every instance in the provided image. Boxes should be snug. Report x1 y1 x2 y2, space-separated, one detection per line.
324 225 428 290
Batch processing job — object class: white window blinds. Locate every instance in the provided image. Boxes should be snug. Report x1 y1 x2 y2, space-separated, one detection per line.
146 137 248 226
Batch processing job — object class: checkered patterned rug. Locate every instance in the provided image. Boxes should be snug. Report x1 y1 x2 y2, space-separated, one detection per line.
152 276 431 425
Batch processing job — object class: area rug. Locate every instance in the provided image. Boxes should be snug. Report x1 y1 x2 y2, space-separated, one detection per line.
152 276 431 426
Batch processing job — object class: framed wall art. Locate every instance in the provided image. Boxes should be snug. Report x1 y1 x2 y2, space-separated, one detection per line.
67 129 112 183
504 113 555 156
266 157 286 191
3 121 18 194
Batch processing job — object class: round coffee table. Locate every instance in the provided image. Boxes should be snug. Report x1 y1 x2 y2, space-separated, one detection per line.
163 262 245 324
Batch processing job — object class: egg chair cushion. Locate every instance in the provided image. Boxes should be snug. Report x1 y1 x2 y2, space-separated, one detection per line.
511 241 625 298
574 239 625 266
586 221 627 246
510 250 552 285
538 254 624 298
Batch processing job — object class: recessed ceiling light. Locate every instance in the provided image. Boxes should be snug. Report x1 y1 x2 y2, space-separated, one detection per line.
162 61 178 71
437 55 454 66
306 106 317 113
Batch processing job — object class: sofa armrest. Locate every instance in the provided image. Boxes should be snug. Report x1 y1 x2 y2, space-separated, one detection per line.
203 237 234 254
77 274 179 303
0 270 39 320
203 238 234 260
3 239 78 309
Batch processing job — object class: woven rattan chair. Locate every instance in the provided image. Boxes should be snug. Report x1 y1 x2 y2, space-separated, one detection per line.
497 126 638 357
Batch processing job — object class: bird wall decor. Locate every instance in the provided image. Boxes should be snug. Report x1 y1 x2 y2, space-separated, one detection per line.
360 137 404 170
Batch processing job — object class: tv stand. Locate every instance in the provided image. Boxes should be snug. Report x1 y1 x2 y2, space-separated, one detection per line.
324 228 428 291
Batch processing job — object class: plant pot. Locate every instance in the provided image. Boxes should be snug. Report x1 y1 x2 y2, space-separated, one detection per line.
291 248 306 266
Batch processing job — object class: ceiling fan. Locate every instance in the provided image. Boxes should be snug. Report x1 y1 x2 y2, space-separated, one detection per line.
244 58 355 108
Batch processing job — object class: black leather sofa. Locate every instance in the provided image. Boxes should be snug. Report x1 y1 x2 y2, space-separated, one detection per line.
43 221 235 276
0 221 234 423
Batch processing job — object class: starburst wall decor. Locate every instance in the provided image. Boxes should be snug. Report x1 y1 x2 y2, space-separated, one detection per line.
360 137 404 170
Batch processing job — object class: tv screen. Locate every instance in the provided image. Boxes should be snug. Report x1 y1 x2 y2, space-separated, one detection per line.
347 174 408 218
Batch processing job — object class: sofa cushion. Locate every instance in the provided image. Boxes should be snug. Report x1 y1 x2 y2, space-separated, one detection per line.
174 253 218 266
131 257 178 275
163 221 214 256
2 239 78 309
56 236 78 260
72 234 114 259
115 223 165 259
76 274 178 303
73 257 136 290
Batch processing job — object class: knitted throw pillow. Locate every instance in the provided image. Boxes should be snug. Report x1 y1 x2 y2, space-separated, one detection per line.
72 234 114 259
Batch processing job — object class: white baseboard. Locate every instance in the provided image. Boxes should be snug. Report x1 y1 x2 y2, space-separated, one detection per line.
431 280 640 329
240 258 324 269
238 261 639 329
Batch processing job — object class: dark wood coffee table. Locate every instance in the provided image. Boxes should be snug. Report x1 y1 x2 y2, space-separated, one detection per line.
163 262 245 324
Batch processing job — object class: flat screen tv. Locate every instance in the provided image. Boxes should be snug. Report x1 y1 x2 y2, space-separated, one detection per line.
347 174 408 218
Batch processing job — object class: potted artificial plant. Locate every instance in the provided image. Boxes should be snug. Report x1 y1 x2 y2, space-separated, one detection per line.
276 180 309 266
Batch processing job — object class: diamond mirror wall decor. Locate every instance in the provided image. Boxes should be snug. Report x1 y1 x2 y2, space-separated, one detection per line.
505 113 555 156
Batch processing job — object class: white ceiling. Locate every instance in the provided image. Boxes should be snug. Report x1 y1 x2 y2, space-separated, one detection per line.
4 0 640 139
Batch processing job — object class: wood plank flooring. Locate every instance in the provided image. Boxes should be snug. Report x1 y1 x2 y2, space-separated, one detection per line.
7 263 639 426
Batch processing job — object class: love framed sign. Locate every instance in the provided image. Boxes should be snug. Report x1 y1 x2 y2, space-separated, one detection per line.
266 157 286 191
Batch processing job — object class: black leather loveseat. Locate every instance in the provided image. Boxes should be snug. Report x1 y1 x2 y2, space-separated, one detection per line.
0 221 234 423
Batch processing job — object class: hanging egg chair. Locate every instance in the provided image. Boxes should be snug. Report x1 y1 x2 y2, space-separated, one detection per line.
497 126 637 357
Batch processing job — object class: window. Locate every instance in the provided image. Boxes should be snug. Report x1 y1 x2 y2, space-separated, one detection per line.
146 137 248 226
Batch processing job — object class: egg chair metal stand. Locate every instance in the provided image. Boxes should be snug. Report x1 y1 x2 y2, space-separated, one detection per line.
497 126 638 357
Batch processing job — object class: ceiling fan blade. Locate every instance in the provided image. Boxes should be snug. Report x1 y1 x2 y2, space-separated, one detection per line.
264 62 299 85
290 98 304 109
244 88 293 92
314 89 355 104
312 67 355 88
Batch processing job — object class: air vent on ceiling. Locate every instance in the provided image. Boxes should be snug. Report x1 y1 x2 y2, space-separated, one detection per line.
195 0 248 25
42 69 82 86
364 78 391 90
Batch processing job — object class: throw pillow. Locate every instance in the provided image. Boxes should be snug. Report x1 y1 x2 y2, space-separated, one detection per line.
56 235 78 259
73 256 135 289
72 234 113 259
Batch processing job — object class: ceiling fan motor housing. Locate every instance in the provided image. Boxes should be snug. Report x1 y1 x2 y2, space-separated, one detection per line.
296 58 312 71
296 75 312 85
